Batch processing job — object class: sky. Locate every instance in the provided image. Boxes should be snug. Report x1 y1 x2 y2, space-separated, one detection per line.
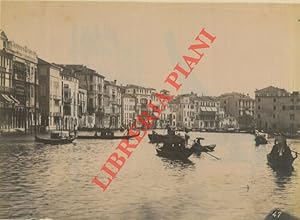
1 2 300 97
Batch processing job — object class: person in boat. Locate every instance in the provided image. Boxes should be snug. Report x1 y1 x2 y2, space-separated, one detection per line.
184 132 190 145
270 135 295 160
166 125 172 135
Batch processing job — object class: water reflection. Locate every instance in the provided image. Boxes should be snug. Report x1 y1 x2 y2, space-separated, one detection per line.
160 157 195 170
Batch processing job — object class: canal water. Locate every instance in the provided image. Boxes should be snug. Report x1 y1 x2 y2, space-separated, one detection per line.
0 132 299 220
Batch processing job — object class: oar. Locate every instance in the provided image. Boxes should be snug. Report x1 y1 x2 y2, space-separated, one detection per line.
204 151 221 160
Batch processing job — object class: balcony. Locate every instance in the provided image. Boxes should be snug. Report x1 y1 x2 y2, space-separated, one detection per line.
0 86 13 93
64 97 72 104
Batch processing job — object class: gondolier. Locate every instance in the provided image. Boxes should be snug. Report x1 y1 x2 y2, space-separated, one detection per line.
267 134 298 170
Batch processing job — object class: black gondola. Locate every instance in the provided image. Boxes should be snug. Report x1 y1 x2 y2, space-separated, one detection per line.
35 135 76 145
192 144 216 153
156 142 194 160
78 130 140 140
148 133 184 144
267 152 297 170
255 135 268 145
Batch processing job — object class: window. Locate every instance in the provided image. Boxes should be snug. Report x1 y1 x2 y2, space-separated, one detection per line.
290 114 295 120
258 105 261 110
273 98 276 102
90 85 93 90
291 98 294 102
273 114 276 119
290 106 295 110
257 114 261 119
282 105 286 110
273 106 276 110
90 75 93 81
258 98 261 102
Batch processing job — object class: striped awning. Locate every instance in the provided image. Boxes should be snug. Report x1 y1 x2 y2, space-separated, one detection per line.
0 94 20 105
9 95 20 105
1 94 14 103
200 106 218 112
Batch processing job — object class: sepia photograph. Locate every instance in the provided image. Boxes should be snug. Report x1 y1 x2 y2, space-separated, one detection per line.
0 1 300 219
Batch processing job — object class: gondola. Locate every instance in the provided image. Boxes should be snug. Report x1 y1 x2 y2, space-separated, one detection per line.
193 144 216 152
148 133 184 144
77 131 140 140
156 142 194 160
35 135 76 145
255 135 267 145
267 152 297 171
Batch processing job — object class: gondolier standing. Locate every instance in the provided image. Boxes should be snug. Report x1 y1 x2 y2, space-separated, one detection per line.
185 132 190 145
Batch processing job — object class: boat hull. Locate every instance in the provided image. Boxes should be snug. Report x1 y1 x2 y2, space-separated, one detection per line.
77 132 140 140
35 136 75 145
156 145 194 160
255 135 267 145
193 144 216 153
148 133 184 144
267 153 294 170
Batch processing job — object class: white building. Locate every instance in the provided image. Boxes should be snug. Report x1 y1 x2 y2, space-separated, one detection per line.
122 94 136 127
61 66 79 131
104 80 123 129
38 58 62 130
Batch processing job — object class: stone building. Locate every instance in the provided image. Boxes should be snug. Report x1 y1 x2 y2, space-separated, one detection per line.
60 65 105 128
255 86 300 133
0 31 15 129
124 84 156 128
193 96 222 129
219 92 255 118
0 31 39 132
121 94 136 127
104 80 123 129
60 66 79 131
78 88 89 128
38 58 62 130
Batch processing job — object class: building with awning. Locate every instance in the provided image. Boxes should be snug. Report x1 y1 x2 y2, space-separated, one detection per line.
0 94 20 105
0 29 39 131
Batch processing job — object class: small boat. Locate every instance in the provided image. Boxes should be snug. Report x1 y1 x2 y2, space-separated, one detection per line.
192 143 216 154
77 130 140 140
35 131 76 145
156 142 194 160
267 152 297 171
255 135 268 145
35 136 76 144
148 133 184 144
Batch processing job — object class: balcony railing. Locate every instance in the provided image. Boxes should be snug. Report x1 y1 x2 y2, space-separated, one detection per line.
0 86 13 93
64 97 72 104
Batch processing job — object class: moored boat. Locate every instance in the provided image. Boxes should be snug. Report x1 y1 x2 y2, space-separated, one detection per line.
35 136 76 144
77 130 140 140
35 131 76 145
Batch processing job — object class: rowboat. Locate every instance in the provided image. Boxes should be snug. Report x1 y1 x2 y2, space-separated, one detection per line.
78 131 140 140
